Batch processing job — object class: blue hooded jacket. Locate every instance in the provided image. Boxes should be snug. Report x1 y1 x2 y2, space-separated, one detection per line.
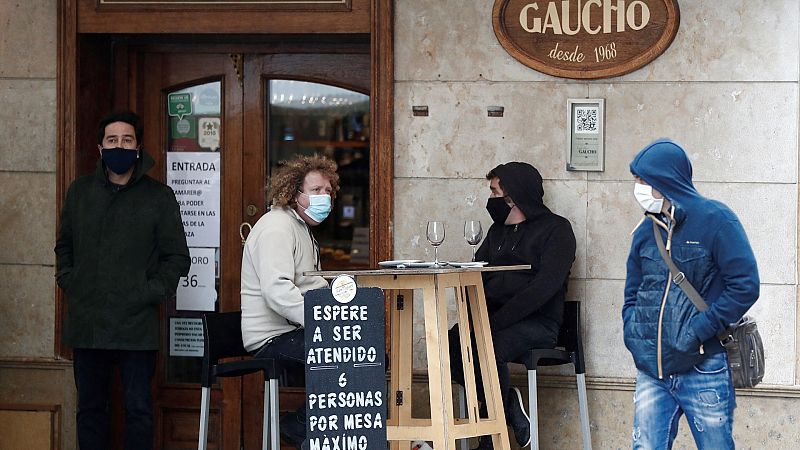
623 139 760 379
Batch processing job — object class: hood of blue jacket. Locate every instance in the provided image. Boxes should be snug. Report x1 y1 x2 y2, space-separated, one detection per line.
629 139 700 206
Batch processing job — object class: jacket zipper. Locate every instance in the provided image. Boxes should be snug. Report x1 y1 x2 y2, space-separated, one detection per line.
657 276 672 379
655 213 674 380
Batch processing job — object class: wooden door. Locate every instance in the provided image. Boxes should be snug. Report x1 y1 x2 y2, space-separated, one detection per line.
136 48 370 449
240 52 371 450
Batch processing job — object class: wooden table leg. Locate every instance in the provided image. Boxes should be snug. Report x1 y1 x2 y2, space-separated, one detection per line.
463 272 511 450
389 288 413 450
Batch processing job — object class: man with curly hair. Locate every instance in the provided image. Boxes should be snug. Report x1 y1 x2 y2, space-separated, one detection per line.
240 154 339 450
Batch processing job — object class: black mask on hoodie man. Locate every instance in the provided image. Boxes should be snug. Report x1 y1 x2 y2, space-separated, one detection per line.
486 197 512 223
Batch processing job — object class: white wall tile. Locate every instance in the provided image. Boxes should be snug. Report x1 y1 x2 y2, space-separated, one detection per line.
395 82 588 180
589 83 798 184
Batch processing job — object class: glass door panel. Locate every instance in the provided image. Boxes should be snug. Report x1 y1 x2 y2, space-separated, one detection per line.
164 81 223 384
267 80 370 271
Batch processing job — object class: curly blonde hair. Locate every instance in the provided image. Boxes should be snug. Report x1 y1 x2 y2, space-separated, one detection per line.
267 155 340 207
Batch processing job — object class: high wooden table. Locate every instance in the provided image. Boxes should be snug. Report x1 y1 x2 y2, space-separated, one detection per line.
305 265 529 450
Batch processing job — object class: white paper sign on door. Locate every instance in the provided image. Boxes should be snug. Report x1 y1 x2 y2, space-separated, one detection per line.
167 152 221 247
176 247 217 311
169 317 205 357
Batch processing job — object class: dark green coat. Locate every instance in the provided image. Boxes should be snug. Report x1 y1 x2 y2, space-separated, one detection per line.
55 151 190 350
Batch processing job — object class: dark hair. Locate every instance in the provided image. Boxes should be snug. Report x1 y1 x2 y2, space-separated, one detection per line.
485 169 504 190
97 111 144 145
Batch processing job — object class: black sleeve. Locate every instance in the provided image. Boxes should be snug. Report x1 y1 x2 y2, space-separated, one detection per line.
54 183 76 293
148 187 191 301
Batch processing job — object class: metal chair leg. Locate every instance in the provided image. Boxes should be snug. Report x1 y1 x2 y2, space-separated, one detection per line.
269 378 280 450
456 384 469 450
198 386 210 450
576 373 592 450
528 369 539 450
262 380 270 450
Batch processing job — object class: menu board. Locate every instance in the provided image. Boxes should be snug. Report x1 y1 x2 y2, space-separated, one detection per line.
304 283 386 449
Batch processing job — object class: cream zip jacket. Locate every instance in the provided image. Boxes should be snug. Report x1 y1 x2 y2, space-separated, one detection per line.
241 206 329 352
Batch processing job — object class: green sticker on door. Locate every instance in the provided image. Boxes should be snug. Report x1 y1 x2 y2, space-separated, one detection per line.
168 92 193 120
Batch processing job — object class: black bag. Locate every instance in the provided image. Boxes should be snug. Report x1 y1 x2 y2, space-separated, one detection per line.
720 316 764 388
648 217 765 388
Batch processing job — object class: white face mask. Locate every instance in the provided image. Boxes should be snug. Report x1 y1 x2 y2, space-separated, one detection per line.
634 183 664 213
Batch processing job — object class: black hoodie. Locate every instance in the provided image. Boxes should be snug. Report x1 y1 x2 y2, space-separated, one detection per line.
476 162 576 330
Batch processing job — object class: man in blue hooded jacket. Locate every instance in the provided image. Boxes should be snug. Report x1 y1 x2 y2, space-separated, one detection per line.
624 139 759 449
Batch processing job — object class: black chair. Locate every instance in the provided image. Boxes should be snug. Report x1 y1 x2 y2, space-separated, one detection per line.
514 300 592 450
198 311 280 450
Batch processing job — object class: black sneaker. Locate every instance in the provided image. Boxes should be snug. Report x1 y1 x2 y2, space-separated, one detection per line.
507 387 531 447
279 411 306 447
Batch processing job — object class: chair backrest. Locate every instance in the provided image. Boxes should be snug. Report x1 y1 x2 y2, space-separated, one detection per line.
201 311 249 386
558 301 585 373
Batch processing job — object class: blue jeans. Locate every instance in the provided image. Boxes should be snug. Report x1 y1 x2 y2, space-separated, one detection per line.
632 351 736 450
73 348 157 450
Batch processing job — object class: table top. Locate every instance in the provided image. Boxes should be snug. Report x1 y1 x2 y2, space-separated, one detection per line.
304 264 530 278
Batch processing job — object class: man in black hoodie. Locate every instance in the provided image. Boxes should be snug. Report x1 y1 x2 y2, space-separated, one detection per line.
449 162 576 449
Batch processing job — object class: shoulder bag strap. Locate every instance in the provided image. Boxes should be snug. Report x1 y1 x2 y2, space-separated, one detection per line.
649 217 708 312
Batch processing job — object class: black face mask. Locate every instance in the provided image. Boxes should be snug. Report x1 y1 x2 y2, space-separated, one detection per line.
486 197 512 223
101 147 139 175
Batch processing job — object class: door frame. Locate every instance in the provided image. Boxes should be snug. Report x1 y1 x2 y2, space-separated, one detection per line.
55 0 394 357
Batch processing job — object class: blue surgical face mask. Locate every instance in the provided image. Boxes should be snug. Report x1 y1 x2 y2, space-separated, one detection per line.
101 147 139 175
297 191 332 223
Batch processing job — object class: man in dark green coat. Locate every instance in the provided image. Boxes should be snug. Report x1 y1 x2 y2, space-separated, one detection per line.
55 111 190 450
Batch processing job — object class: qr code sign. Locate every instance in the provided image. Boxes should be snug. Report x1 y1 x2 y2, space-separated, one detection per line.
575 106 599 134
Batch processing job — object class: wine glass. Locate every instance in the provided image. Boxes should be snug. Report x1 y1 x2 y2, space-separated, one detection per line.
464 220 483 261
426 221 445 266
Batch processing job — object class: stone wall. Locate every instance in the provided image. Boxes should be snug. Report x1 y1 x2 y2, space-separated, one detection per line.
394 0 800 447
0 2 74 448
0 0 58 359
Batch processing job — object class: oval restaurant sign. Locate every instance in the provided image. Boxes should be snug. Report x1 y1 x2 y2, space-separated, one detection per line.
493 0 680 79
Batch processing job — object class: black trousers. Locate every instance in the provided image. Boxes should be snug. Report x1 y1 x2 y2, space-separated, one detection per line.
448 314 558 413
73 348 157 450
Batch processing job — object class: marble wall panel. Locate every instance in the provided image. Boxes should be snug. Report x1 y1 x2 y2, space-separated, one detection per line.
744 284 797 385
0 80 57 172
395 0 798 83
534 385 800 448
0 0 56 78
589 83 798 184
616 0 799 83
394 178 588 277
583 279 637 379
0 172 56 265
697 182 796 285
580 281 797 384
394 0 553 82
587 182 797 284
586 181 641 280
395 81 588 180
394 178 492 263
0 265 55 358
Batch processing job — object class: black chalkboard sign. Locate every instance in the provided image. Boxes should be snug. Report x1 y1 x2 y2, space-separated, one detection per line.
304 284 387 449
